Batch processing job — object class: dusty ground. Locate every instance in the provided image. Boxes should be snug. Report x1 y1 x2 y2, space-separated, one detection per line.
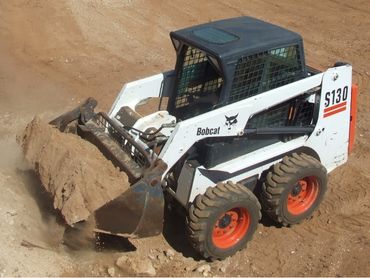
0 0 369 276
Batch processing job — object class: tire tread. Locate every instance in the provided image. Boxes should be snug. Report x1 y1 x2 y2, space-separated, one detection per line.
187 182 261 260
261 153 327 226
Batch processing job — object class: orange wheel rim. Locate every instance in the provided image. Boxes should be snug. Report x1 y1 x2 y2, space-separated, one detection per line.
287 176 319 215
212 208 250 249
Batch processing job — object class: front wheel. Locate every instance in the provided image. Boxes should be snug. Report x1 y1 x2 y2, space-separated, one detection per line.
186 182 261 260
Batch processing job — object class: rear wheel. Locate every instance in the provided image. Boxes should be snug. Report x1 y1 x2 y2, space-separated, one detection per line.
187 182 261 260
261 153 327 226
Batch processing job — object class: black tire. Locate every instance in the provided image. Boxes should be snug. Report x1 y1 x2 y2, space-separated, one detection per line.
187 182 261 260
261 153 327 226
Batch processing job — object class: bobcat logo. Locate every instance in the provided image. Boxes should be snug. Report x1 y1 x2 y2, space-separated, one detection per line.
225 114 238 130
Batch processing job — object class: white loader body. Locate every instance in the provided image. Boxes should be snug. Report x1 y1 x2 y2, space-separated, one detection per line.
109 64 353 207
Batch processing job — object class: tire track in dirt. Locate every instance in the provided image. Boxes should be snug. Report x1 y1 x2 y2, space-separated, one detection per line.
305 166 370 237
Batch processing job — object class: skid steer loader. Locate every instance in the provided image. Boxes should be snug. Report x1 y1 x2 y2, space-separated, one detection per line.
26 16 358 260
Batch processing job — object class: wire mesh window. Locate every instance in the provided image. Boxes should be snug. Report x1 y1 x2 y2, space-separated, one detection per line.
229 45 303 103
174 46 223 116
246 94 315 129
247 102 291 128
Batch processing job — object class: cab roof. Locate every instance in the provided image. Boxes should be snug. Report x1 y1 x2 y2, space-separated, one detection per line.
170 16 302 60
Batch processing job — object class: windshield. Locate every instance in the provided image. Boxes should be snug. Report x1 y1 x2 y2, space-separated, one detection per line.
171 45 223 120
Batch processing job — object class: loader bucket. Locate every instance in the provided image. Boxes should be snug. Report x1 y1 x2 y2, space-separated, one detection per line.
94 176 165 238
20 98 167 239
74 106 169 238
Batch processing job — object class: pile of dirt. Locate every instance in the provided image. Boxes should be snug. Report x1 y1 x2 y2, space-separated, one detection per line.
18 117 130 225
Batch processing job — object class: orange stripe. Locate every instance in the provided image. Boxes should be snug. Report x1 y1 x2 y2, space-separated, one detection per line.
348 84 358 153
324 101 347 113
323 106 347 118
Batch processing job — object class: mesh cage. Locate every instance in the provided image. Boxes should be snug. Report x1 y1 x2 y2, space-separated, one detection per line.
229 45 302 103
246 94 315 129
175 46 223 109
247 102 291 128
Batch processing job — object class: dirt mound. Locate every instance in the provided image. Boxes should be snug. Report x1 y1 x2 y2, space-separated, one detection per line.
18 117 130 225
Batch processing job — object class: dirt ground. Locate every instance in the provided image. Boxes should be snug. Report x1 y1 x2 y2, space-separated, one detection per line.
0 0 370 276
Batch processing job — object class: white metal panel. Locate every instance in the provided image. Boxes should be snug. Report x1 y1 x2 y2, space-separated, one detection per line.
304 65 352 172
189 136 308 202
186 66 353 204
213 136 307 173
108 73 165 117
106 65 352 207
159 72 324 176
